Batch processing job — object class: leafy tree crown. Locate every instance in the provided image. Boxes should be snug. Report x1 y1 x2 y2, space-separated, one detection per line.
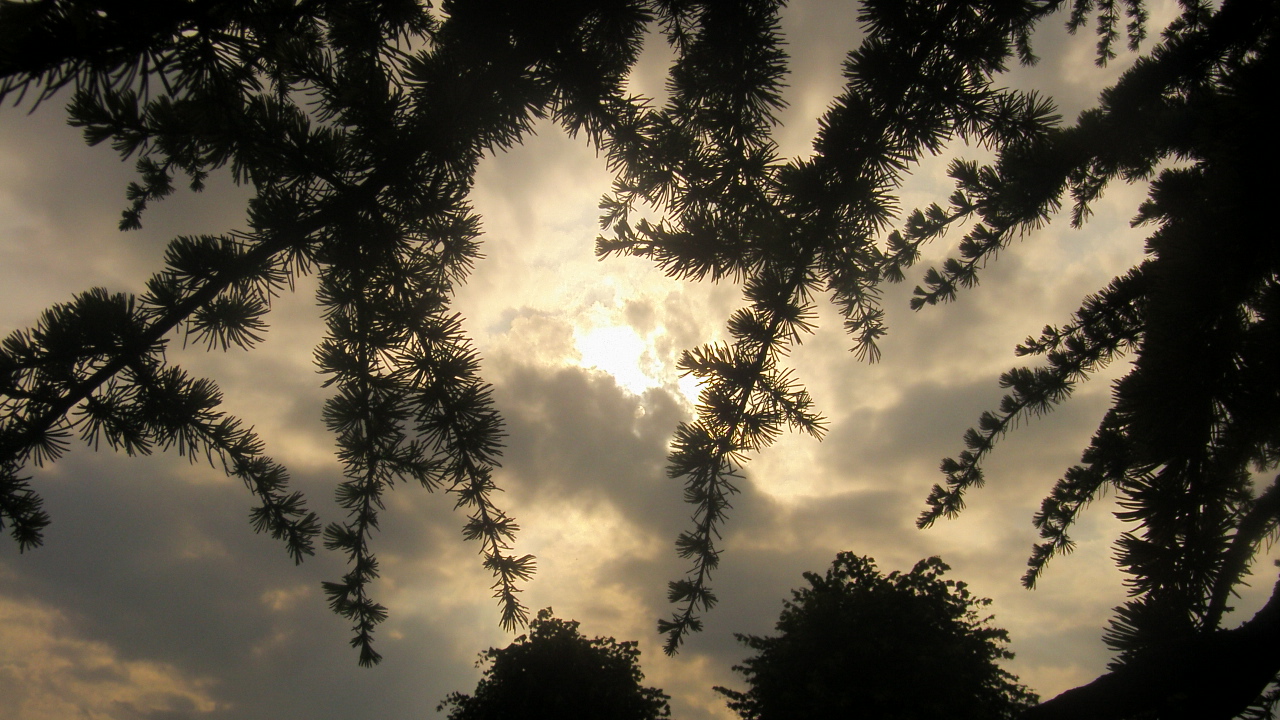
715 553 1038 720
438 608 671 720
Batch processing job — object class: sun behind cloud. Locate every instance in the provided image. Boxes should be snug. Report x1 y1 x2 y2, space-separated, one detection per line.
575 324 655 396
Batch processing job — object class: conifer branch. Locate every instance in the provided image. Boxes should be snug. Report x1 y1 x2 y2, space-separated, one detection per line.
1204 478 1280 630
661 283 824 653
920 266 1148 532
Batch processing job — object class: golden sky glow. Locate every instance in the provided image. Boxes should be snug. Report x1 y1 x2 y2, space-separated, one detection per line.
2 3 1277 719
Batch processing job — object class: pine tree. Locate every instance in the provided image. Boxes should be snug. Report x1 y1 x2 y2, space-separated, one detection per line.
598 0 1280 715
906 2 1280 716
0 0 653 665
598 0 1062 655
4 2 1279 715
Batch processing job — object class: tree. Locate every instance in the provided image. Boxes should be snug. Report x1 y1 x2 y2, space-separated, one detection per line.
714 553 1038 720
906 2 1280 717
1020 572 1280 720
596 0 1280 716
3 1 1279 715
0 0 651 665
437 608 671 720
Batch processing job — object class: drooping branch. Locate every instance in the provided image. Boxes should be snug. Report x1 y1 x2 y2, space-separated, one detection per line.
660 270 824 653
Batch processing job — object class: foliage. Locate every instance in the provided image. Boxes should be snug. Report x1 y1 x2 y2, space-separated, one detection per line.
903 0 1280 710
714 553 1038 720
437 608 671 720
0 0 656 664
3 1 1280 715
597 1 1280 715
598 0 1064 655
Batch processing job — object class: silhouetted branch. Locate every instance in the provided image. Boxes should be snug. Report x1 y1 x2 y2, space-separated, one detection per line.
1206 478 1280 629
1021 574 1280 720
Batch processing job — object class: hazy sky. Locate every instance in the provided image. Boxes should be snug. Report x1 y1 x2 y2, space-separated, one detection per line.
2 2 1275 719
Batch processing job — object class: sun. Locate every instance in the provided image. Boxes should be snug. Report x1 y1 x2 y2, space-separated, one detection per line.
574 325 656 396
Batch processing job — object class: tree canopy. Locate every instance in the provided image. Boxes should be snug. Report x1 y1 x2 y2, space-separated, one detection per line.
715 553 1038 720
437 608 671 720
2 0 1279 717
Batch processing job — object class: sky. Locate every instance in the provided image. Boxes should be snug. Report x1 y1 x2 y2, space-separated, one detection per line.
1 2 1276 719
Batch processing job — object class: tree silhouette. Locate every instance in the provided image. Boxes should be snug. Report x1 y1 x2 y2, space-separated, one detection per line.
596 0 1280 716
597 0 1063 655
0 0 652 664
715 553 1038 720
3 1 1279 714
1021 572 1280 720
903 2 1280 717
437 608 671 720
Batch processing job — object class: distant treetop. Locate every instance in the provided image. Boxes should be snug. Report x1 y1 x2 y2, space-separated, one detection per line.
438 608 671 720
715 553 1038 720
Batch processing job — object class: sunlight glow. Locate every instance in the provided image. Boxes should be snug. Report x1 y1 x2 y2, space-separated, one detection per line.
575 325 656 395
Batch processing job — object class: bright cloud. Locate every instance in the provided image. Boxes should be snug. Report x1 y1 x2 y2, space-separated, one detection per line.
576 324 655 395
0 596 219 720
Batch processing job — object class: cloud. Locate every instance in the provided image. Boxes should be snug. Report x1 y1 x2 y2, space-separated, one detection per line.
0 582 219 720
7 4 1277 720
773 1 868 159
493 363 682 514
0 443 535 719
0 106 253 333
